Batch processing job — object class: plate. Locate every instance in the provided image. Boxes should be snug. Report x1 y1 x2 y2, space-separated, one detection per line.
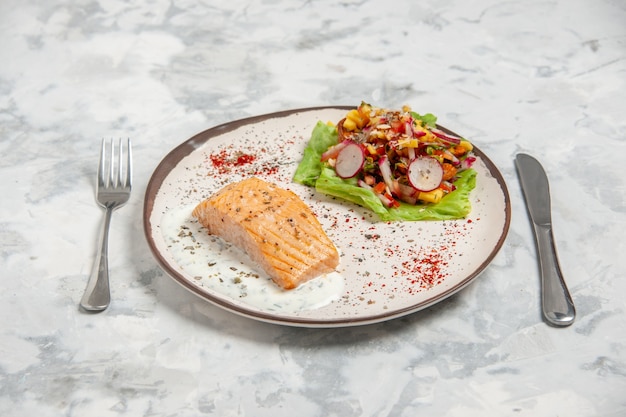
143 106 511 327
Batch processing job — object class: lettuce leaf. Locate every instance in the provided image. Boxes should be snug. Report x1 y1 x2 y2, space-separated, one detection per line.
292 121 338 187
293 121 477 221
410 112 438 129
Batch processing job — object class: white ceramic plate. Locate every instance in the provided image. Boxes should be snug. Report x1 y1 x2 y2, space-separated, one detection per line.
144 107 511 327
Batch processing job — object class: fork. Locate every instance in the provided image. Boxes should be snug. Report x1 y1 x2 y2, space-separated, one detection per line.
80 138 132 312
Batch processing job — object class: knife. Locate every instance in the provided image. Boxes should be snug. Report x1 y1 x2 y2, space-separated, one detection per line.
515 153 575 326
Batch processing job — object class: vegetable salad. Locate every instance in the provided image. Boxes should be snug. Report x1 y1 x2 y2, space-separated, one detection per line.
294 103 477 221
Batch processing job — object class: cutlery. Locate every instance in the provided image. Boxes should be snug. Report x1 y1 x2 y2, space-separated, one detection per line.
80 138 132 312
515 153 575 326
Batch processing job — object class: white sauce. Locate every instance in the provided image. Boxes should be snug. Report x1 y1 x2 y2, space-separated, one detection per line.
160 205 345 313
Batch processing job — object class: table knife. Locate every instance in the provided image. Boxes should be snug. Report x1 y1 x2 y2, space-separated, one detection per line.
515 153 575 326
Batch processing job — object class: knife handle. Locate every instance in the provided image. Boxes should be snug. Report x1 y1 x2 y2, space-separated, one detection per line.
533 224 576 326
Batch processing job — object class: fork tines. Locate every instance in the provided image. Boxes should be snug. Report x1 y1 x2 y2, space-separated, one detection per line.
99 138 132 190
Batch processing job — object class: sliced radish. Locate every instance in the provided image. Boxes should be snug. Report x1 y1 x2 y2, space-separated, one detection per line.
442 148 460 165
431 129 461 145
376 193 394 207
460 156 476 170
392 180 418 204
407 156 443 191
357 179 372 189
321 140 350 162
377 155 395 190
334 142 365 178
405 122 413 138
358 179 396 207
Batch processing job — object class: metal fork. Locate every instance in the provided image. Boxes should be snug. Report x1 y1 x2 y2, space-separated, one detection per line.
80 138 132 312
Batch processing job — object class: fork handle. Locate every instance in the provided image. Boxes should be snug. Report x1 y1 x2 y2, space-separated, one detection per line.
80 206 113 311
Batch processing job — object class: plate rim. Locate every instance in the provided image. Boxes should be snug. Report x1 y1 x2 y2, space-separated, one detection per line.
143 106 512 327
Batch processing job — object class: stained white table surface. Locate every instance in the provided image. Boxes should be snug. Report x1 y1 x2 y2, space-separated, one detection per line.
1 0 625 416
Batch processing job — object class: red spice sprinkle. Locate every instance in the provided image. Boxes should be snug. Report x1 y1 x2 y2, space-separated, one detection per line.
209 150 229 169
235 154 256 166
208 148 275 176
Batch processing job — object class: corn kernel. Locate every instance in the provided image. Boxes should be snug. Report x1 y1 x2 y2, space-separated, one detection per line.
343 118 357 131
346 109 361 122
420 131 436 142
398 138 418 148
459 140 473 152
346 109 367 129
418 189 444 204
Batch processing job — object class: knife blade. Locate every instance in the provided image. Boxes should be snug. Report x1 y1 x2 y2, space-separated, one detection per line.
515 153 575 327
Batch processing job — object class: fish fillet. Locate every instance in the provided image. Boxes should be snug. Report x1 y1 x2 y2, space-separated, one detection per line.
192 177 339 290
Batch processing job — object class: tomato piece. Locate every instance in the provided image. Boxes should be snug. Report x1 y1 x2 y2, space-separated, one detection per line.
390 120 404 133
373 182 386 194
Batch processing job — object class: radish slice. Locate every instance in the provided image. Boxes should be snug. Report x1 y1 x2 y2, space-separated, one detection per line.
321 140 350 161
431 129 461 145
407 156 443 191
442 149 460 165
393 180 417 198
335 142 365 178
405 122 413 138
392 180 418 204
358 179 396 207
357 179 371 189
378 193 396 208
377 155 395 190
460 156 476 170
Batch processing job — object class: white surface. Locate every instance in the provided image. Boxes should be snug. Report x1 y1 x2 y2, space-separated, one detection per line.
1 0 625 415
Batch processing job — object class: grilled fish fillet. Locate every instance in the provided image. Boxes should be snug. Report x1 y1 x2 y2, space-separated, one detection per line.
192 177 339 290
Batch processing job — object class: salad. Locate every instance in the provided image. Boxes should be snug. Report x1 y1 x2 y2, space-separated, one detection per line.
293 103 477 221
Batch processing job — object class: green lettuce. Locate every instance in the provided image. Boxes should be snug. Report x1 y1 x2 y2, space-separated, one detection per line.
292 122 338 186
411 112 438 129
293 121 476 221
